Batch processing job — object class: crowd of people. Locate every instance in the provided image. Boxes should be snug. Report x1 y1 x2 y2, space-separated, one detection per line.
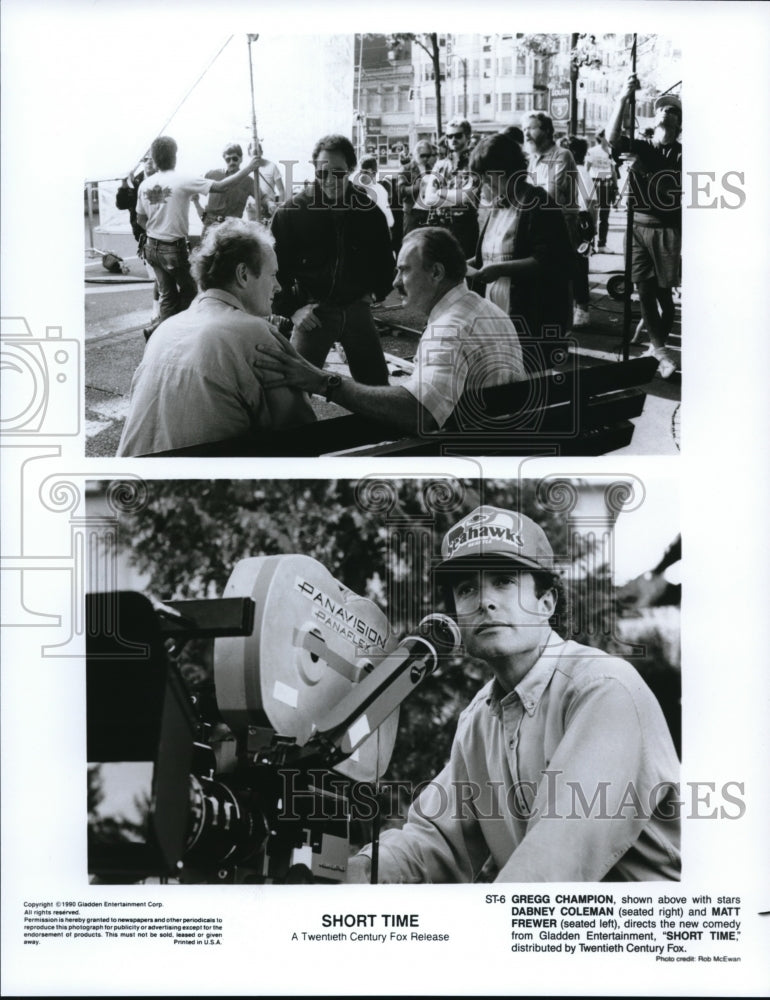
114 73 682 456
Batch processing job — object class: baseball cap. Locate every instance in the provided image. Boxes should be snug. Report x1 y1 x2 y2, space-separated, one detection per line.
654 93 682 116
433 506 555 576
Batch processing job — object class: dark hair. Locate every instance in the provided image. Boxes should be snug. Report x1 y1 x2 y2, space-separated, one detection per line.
190 218 274 291
469 133 531 207
222 142 243 159
437 565 567 636
402 226 467 283
311 133 357 170
527 112 555 139
150 136 178 171
501 125 525 145
359 155 378 173
470 132 528 178
567 135 588 165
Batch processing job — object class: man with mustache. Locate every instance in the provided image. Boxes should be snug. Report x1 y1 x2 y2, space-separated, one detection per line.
346 505 681 883
255 226 524 434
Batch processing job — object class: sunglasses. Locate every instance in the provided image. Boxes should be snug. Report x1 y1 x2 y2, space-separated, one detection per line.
224 155 241 162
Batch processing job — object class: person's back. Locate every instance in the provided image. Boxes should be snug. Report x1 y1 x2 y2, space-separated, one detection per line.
117 297 315 456
117 217 315 457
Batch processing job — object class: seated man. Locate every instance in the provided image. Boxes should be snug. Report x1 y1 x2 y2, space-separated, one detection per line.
348 505 681 883
255 227 525 434
117 220 315 456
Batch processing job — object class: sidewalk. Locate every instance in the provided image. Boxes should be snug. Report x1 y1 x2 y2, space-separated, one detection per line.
84 209 680 457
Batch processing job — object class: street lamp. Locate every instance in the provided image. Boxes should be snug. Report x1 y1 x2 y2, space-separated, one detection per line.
447 52 468 118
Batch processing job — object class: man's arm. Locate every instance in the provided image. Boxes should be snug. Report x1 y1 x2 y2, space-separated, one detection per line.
208 155 260 193
608 73 640 149
496 672 678 883
254 337 437 433
364 203 396 302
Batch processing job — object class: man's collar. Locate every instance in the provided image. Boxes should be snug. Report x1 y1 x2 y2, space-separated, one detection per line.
531 141 556 162
198 288 248 312
427 281 468 324
486 631 565 717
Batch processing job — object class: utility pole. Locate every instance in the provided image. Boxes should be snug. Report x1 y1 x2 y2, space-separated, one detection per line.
246 34 261 222
570 32 580 135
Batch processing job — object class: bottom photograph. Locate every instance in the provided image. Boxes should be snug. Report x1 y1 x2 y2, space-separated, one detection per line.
85 475 681 886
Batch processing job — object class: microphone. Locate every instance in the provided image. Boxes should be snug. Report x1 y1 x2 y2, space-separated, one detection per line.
313 613 462 758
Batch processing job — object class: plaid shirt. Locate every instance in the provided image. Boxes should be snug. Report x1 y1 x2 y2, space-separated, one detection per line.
400 283 525 428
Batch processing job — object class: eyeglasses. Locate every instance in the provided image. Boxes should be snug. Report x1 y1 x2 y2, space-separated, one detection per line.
224 155 241 162
315 168 349 180
446 132 465 140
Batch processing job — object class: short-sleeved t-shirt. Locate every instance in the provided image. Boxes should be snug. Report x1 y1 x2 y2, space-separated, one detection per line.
137 169 213 240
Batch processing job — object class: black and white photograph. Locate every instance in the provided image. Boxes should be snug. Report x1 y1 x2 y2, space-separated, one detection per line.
82 29 682 459
2 0 769 996
85 475 682 887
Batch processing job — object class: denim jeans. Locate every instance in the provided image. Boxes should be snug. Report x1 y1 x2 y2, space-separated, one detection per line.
144 238 198 322
291 299 389 386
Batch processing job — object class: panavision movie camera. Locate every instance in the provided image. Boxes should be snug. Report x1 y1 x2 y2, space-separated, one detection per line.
87 555 460 884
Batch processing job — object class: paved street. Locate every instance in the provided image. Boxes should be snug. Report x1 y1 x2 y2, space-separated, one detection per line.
84 208 680 457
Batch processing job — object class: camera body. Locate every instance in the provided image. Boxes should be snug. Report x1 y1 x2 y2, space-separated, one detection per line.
86 556 460 884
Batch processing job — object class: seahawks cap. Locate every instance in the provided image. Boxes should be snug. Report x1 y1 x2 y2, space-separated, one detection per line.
434 505 555 575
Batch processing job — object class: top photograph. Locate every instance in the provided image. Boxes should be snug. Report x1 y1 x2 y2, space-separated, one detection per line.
84 32 682 459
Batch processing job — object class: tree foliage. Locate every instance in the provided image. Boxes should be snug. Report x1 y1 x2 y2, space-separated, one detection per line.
108 477 677 784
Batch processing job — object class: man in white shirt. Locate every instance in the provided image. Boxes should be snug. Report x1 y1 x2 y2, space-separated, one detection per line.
585 130 618 251
136 135 259 328
253 226 525 435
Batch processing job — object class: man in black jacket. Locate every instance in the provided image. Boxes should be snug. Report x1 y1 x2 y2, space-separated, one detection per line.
608 77 682 379
270 134 395 385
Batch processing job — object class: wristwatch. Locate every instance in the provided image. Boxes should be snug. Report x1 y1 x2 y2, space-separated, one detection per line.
323 372 343 401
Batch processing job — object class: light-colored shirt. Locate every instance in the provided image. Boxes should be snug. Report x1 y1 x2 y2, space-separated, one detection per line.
117 289 315 456
136 169 213 240
528 143 580 248
585 142 615 181
364 634 681 883
480 204 522 315
399 283 525 428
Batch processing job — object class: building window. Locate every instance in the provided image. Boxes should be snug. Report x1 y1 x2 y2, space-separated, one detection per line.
500 56 512 76
516 52 527 74
472 94 479 114
398 87 410 111
425 97 436 115
533 91 547 110
484 93 491 105
500 92 512 111
515 92 532 111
